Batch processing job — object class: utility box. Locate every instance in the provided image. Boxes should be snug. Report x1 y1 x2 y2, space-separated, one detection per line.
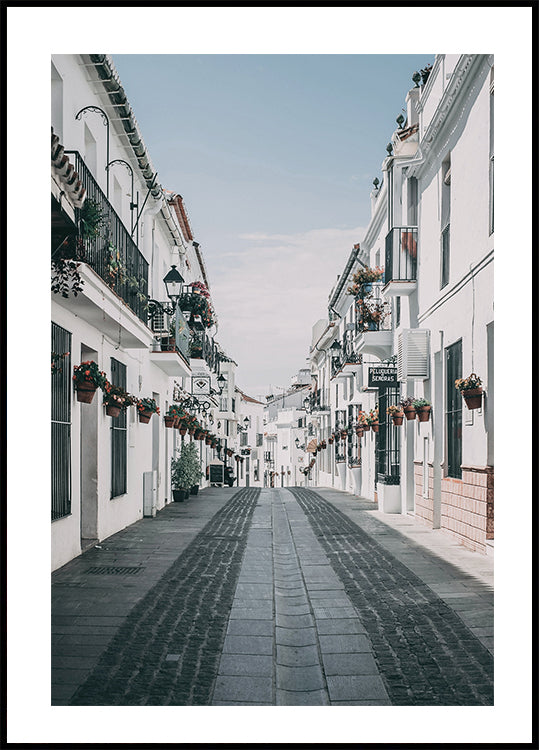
143 470 157 517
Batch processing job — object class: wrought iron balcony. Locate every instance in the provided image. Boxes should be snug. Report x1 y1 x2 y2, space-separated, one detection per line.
62 151 149 323
384 226 418 284
189 330 220 373
354 282 391 335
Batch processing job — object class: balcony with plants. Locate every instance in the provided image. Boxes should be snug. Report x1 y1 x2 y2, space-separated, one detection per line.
51 150 153 349
189 329 220 375
383 226 418 297
347 266 393 359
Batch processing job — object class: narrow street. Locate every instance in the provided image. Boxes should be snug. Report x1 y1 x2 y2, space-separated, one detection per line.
52 487 493 706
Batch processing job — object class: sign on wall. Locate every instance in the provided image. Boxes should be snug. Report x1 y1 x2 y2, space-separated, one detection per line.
368 366 398 388
191 375 211 396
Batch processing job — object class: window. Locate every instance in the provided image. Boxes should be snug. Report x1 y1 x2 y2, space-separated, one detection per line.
489 67 494 235
219 396 228 412
440 156 451 288
240 431 248 446
110 358 127 497
256 433 263 447
445 340 462 478
395 297 401 328
51 322 72 520
407 176 418 225
376 386 401 484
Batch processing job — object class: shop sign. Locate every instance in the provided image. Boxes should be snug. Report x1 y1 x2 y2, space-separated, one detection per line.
368 366 398 387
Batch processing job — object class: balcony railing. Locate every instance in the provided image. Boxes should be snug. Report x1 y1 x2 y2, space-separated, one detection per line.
384 226 418 283
354 282 391 335
64 151 149 324
189 330 220 373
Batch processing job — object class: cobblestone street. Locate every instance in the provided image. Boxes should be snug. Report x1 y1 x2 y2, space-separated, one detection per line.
52 486 493 706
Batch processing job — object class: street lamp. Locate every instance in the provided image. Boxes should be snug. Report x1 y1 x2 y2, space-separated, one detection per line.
217 374 226 393
163 265 184 307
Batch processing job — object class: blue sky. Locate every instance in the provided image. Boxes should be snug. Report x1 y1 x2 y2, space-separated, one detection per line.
113 54 434 398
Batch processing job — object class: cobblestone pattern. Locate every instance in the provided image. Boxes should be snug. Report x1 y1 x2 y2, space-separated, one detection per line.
289 487 494 706
69 488 260 705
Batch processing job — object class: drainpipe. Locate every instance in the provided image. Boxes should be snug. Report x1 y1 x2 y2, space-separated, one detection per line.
143 197 163 300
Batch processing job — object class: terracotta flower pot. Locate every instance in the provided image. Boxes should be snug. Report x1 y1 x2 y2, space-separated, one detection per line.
416 406 431 423
75 381 97 404
371 423 379 433
164 416 175 428
138 410 152 424
180 427 187 436
363 424 371 432
105 403 122 418
392 413 404 426
173 416 180 428
205 437 211 445
404 407 416 421
462 388 483 410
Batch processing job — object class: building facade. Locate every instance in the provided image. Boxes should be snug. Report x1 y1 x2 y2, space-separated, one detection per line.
51 54 243 570
302 54 494 554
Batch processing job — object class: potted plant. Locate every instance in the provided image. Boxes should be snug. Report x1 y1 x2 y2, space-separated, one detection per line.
400 396 416 421
137 397 160 424
356 299 390 331
413 398 432 422
387 404 404 425
164 406 177 428
171 442 203 501
455 373 483 410
347 266 384 295
73 361 106 403
102 381 129 418
368 408 380 432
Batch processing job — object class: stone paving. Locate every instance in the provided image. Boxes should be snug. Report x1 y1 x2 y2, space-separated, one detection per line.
52 485 494 706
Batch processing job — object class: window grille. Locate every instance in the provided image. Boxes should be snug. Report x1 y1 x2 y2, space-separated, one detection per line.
51 322 72 520
445 340 462 478
376 386 401 484
256 433 263 447
110 358 127 498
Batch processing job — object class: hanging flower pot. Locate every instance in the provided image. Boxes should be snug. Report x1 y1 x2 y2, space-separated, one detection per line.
404 407 416 421
75 381 98 403
205 436 211 445
455 374 483 410
371 423 379 433
363 424 371 432
179 427 187 436
416 406 431 422
462 389 483 409
164 415 175 428
413 400 432 422
106 404 122 418
392 413 404 426
73 361 106 404
138 411 152 424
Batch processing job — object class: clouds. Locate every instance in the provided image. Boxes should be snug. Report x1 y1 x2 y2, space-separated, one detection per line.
209 224 366 398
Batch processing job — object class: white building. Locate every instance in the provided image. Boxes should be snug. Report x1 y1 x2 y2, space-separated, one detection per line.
51 54 235 570
305 54 494 554
263 373 310 488
236 389 265 487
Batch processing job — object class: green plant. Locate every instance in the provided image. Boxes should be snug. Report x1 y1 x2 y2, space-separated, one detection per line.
80 198 104 240
171 442 203 490
455 373 482 391
73 361 107 389
102 381 129 408
180 291 215 328
412 398 431 408
137 397 160 415
399 396 415 409
106 243 124 285
347 266 384 294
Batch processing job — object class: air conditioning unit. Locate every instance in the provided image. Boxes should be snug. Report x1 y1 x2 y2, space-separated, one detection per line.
150 308 171 334
397 329 430 381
